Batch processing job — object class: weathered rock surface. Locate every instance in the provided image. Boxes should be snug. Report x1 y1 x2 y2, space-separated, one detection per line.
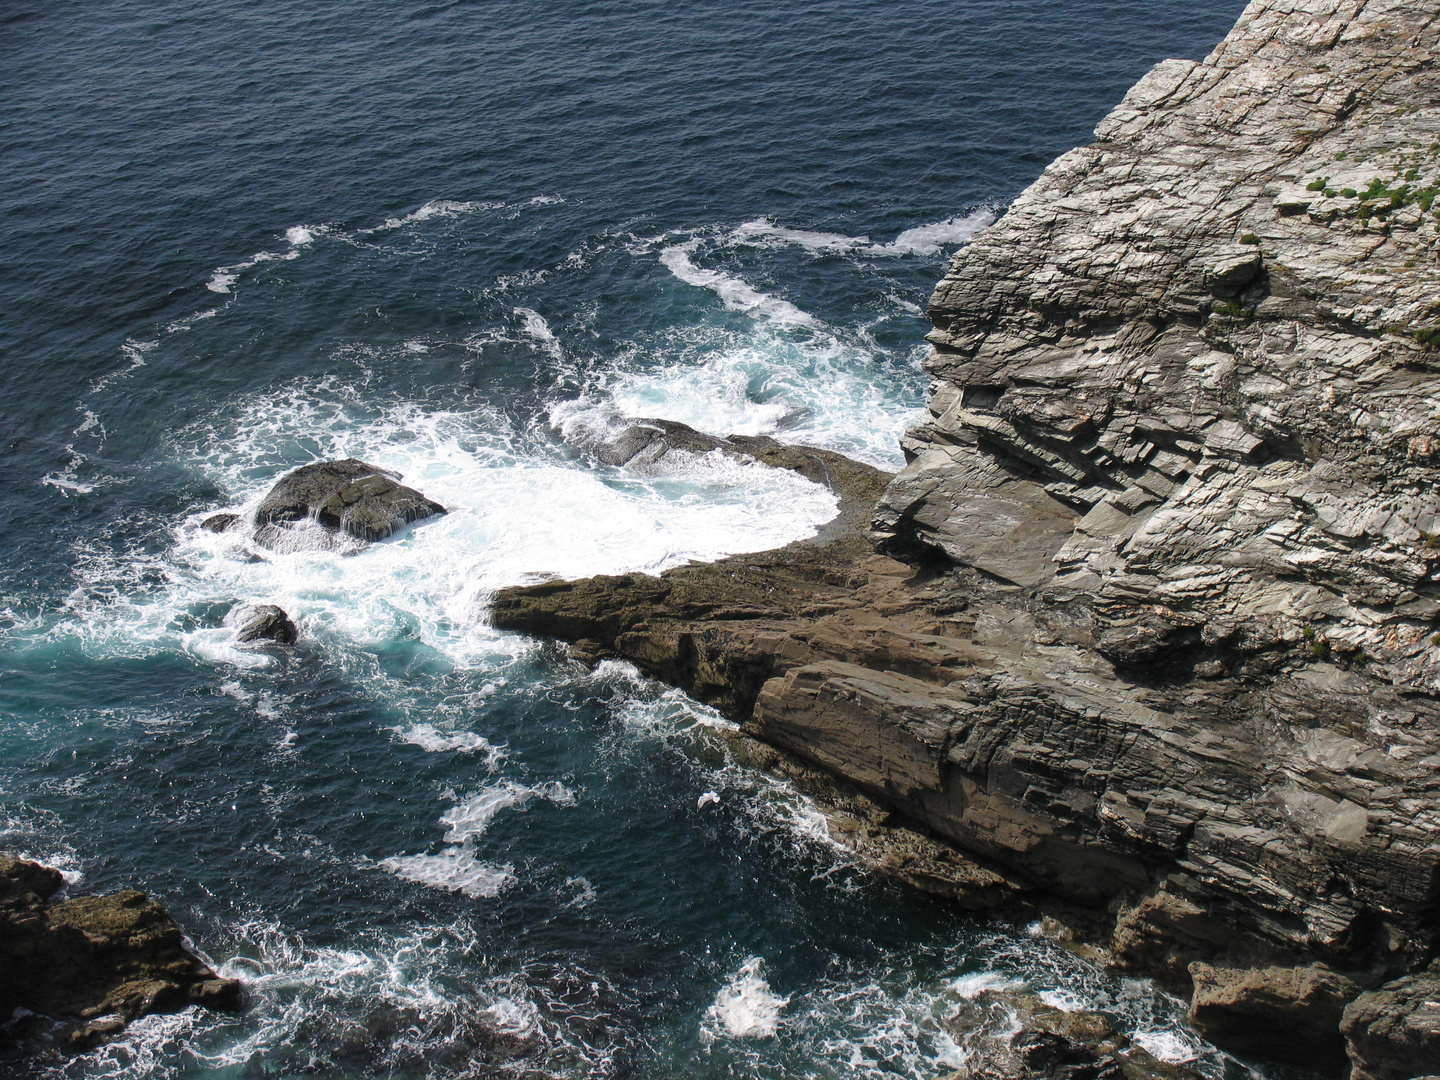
938 989 1200 1080
492 0 1440 1071
868 0 1440 1023
1341 967 1440 1080
1187 962 1359 1072
251 458 446 551
224 602 298 645
0 854 241 1051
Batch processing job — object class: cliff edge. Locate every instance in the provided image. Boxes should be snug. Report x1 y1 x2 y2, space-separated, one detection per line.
870 0 1440 981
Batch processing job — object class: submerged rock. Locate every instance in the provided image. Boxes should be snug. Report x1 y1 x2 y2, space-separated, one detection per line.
1186 962 1358 1073
225 602 298 645
252 458 446 551
1341 969 1440 1080
939 989 1200 1080
0 854 241 1051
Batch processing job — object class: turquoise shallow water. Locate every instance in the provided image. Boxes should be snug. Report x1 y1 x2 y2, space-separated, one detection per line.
0 2 1256 1076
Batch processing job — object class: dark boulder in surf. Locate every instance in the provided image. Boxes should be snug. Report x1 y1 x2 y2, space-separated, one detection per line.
200 512 240 533
225 603 298 645
252 458 446 551
0 854 242 1053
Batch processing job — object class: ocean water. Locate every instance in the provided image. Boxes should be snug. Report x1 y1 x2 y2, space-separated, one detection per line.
0 2 1255 1077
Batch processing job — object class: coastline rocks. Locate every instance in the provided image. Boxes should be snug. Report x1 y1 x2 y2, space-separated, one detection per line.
1186 962 1358 1073
938 989 1200 1080
1340 969 1440 1080
224 603 298 645
0 854 241 1051
252 459 446 551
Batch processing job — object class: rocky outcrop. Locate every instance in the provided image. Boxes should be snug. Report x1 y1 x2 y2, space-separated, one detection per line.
225 602 298 644
251 459 446 552
1187 962 1359 1072
493 1 1440 1072
200 512 240 533
1340 967 1440 1080
938 989 1200 1080
0 854 241 1051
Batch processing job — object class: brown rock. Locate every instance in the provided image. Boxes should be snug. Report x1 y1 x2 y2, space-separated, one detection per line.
941 989 1201 1080
252 458 446 551
0 855 242 1051
1186 962 1359 1073
1341 970 1440 1080
200 513 240 533
225 602 298 645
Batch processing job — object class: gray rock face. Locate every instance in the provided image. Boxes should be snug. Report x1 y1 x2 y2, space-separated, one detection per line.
1341 969 1440 1080
1187 962 1359 1072
224 603 298 645
252 459 446 551
863 0 1440 983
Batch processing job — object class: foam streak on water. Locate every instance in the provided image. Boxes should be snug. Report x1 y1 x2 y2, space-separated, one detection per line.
379 780 576 898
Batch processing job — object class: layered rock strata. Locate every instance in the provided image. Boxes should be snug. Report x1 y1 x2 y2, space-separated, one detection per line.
494 1 1440 1074
0 855 241 1051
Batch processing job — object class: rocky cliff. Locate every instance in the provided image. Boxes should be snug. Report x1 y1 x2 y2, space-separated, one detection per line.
493 1 1440 1074
868 0 1440 976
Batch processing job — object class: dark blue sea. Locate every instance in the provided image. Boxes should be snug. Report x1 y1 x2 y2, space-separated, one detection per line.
1 2 1252 1076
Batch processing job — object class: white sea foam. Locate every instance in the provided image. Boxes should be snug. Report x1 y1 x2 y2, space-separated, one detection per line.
204 224 321 294
1037 987 1087 1012
379 850 517 898
549 324 921 470
660 241 816 326
561 876 596 908
367 199 505 233
438 779 574 844
950 971 1026 999
394 723 506 764
380 780 574 898
885 212 996 255
704 957 789 1040
90 339 154 393
727 208 995 258
515 306 562 358
60 916 611 1078
1132 1029 1204 1063
28 376 842 679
